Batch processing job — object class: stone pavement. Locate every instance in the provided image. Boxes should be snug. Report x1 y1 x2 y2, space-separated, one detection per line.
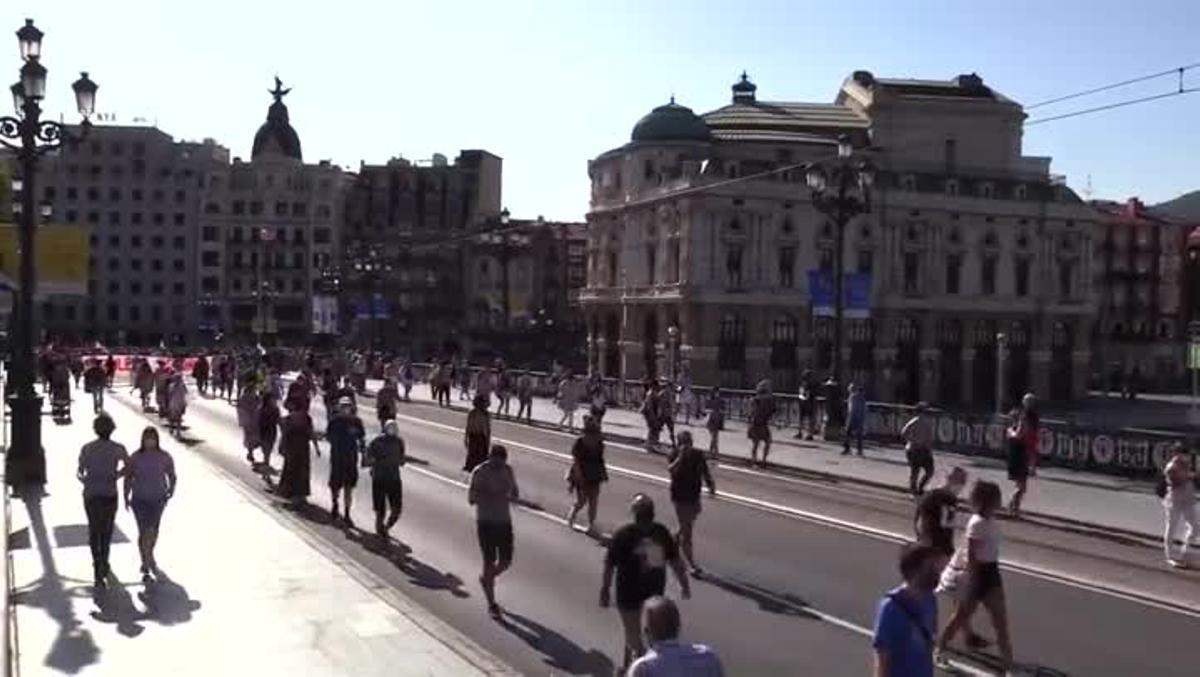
6 391 509 677
379 379 1167 539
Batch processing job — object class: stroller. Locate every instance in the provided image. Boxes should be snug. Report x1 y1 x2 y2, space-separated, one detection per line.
50 377 72 422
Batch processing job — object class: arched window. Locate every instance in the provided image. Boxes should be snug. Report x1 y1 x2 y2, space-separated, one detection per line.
717 314 746 371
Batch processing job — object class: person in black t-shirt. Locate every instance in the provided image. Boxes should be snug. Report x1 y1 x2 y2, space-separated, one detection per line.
915 466 967 561
668 432 716 575
600 494 691 669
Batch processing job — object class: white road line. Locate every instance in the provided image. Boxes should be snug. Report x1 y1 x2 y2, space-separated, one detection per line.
395 412 1200 619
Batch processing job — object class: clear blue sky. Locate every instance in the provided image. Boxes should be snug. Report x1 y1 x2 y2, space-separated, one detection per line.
5 0 1199 221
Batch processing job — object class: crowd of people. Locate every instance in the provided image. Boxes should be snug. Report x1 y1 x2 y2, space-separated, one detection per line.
39 343 1198 677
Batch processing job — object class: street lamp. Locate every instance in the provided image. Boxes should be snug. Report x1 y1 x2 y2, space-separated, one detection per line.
478 209 529 329
667 325 680 385
804 134 874 429
995 331 1008 414
1 19 96 490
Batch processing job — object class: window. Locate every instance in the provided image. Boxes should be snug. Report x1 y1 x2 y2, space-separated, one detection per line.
316 204 332 219
107 235 120 248
314 228 332 244
293 229 306 245
1014 184 1027 200
151 235 164 248
726 244 744 288
646 244 657 284
202 276 220 292
903 252 920 294
152 260 163 272
87 211 99 224
1058 260 1074 299
608 251 618 286
293 278 305 292
292 202 307 216
151 306 162 322
66 210 78 223
982 256 998 295
668 240 680 283
151 283 164 295
818 247 834 272
131 259 143 271
250 201 263 215
232 278 242 292
779 247 796 288
173 236 186 250
132 188 143 202
132 236 143 250
108 212 120 225
233 252 244 269
174 190 186 204
108 188 120 202
979 182 994 199
107 305 119 322
292 252 303 269
108 258 120 272
275 201 288 216
173 259 186 272
131 212 143 225
717 314 747 371
86 187 100 201
945 254 962 294
107 281 119 294
202 226 218 242
1015 258 1031 297
174 213 185 226
857 249 873 275
130 281 143 294
172 282 185 295
232 200 245 215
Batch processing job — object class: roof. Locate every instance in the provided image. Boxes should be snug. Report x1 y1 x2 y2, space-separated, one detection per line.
701 100 867 143
631 100 712 143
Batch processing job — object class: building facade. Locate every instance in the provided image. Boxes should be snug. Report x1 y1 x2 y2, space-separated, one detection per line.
31 125 229 345
341 150 502 355
196 82 344 344
1091 198 1189 391
581 71 1099 406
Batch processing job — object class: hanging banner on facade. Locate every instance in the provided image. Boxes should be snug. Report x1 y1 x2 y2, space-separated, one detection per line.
808 270 871 319
353 294 390 320
311 295 339 334
0 223 90 296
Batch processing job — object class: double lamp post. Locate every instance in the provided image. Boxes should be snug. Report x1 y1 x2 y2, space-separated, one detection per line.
803 135 874 429
1 19 97 489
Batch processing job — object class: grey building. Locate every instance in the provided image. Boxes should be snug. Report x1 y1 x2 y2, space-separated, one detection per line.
32 125 229 345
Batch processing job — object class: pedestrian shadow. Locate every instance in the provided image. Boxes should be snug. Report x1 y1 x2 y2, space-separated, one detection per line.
90 577 146 638
945 648 1071 677
395 552 470 599
498 610 615 677
12 490 101 673
697 571 820 619
344 528 413 561
137 569 201 625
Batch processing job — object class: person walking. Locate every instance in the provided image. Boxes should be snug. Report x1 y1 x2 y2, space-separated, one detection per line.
627 596 724 677
326 397 366 527
842 383 867 456
668 431 716 575
495 365 513 418
78 414 129 589
557 373 580 431
165 372 188 438
468 443 520 619
84 359 107 413
124 427 177 583
192 356 209 397
747 380 776 466
795 370 817 441
566 415 608 534
237 382 263 465
935 481 1013 672
376 378 400 426
133 359 155 411
365 420 406 540
655 380 677 448
1161 444 1197 568
871 544 943 677
916 466 984 650
1005 405 1038 517
601 494 692 670
399 361 415 401
642 381 664 453
278 399 320 505
464 394 492 472
704 388 725 458
516 371 534 424
901 403 936 497
258 391 282 473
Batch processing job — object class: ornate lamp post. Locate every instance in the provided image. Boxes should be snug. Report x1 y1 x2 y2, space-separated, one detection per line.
804 135 873 429
1 19 97 489
352 247 391 350
995 331 1008 414
667 324 680 385
478 208 530 329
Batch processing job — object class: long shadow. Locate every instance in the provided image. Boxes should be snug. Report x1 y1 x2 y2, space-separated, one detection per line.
944 648 1071 677
89 577 146 638
137 568 202 625
696 570 820 619
498 610 615 677
13 489 101 673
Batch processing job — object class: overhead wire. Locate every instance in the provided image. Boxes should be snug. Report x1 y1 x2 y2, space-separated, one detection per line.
1025 62 1200 109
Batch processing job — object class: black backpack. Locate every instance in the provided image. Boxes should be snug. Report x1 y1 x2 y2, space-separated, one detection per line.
1155 474 1169 499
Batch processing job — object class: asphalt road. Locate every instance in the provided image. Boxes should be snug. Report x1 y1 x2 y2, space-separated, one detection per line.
111 389 1200 676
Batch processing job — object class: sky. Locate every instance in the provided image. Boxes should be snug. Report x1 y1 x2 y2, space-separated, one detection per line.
5 0 1200 222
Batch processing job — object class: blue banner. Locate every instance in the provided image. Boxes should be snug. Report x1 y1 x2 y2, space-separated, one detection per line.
808 270 871 318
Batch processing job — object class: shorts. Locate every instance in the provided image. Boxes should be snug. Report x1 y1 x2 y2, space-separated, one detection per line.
673 500 702 525
965 562 1003 602
476 521 514 565
372 474 403 515
131 498 167 532
906 446 934 472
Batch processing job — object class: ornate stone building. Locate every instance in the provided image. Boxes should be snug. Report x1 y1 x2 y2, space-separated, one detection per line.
581 71 1099 406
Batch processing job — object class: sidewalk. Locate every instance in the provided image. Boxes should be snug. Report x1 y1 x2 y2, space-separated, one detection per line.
381 379 1166 539
6 392 506 676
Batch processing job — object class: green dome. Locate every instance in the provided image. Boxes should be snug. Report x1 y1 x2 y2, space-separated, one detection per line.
631 99 711 143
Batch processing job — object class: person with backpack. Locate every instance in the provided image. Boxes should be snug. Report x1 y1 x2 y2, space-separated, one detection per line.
1161 444 1197 568
872 544 943 677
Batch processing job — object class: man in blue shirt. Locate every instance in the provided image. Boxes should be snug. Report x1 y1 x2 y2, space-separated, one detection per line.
872 544 941 677
842 383 867 456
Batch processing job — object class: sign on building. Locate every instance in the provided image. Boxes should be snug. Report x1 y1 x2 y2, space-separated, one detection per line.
0 223 90 296
808 269 871 319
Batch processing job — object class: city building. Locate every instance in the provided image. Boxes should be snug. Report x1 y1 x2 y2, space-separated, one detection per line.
1091 197 1189 392
28 125 229 345
341 150 502 355
196 80 345 343
581 71 1100 405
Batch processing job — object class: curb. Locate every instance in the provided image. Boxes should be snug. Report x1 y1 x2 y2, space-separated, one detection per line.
108 393 520 677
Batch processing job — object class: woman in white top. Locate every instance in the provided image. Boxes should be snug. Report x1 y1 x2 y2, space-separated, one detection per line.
935 480 1013 672
1162 445 1197 568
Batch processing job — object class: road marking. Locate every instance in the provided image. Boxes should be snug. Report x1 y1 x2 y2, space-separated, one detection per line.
394 412 1200 619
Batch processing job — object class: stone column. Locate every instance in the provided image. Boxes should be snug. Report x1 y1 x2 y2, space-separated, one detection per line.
919 348 941 403
1030 349 1051 400
1072 349 1091 400
961 348 976 404
596 337 609 378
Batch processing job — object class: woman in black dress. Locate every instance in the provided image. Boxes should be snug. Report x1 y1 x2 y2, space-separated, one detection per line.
278 400 319 504
463 394 491 472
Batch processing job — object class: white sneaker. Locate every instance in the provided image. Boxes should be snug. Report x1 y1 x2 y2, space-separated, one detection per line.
933 651 951 669
1169 558 1189 569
